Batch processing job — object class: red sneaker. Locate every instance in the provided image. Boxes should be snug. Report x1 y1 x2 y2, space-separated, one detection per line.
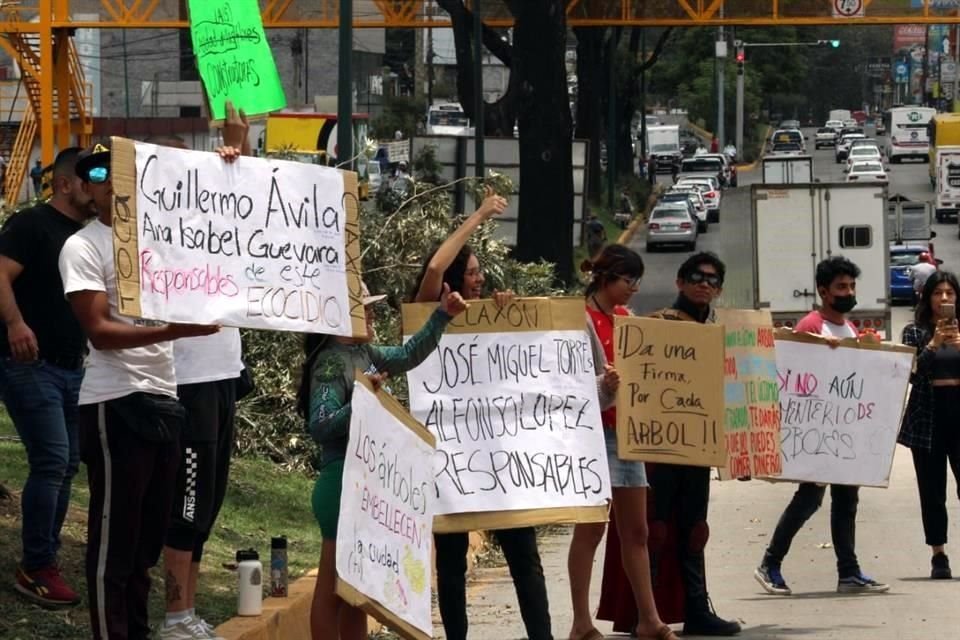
14 565 80 607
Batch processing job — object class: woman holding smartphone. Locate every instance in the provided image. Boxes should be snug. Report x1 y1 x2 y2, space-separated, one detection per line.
900 270 960 580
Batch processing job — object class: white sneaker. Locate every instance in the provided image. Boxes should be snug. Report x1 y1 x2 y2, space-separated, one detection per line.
157 616 225 640
195 617 223 639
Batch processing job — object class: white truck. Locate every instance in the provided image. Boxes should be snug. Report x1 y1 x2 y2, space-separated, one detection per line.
829 109 852 124
888 194 933 247
646 124 682 173
752 183 891 338
762 155 814 184
933 145 960 223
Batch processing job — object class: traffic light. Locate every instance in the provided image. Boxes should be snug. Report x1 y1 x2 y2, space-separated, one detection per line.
736 48 745 63
830 40 840 48
817 39 841 48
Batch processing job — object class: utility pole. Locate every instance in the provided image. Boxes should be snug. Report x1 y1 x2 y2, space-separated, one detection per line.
735 41 744 159
473 0 484 178
717 25 726 146
337 0 353 168
607 31 617 210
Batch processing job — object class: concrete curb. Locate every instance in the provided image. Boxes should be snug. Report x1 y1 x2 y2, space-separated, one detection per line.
735 124 772 171
214 532 489 638
616 184 664 246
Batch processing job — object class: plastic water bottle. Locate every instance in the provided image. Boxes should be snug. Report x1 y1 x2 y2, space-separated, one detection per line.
236 549 263 616
270 536 288 597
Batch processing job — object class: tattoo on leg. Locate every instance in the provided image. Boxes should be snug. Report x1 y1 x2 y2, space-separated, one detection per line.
166 570 182 605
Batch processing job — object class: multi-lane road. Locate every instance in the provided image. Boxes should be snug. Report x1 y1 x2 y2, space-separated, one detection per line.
627 126 956 343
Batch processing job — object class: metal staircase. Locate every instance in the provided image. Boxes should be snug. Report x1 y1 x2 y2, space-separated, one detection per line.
3 30 91 207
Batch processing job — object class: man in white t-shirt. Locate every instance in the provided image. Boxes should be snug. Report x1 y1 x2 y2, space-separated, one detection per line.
59 143 220 640
755 256 889 598
154 103 250 640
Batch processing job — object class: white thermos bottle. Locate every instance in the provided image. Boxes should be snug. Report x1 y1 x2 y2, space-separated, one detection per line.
236 549 263 616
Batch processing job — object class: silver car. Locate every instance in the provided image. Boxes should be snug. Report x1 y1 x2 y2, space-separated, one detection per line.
664 187 708 231
646 204 698 252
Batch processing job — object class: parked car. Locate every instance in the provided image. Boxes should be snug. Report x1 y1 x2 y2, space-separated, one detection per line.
814 127 838 149
660 189 708 232
772 142 804 155
675 177 722 222
889 246 928 304
699 153 738 187
845 145 884 170
846 160 888 183
835 132 866 162
646 204 699 251
770 129 805 152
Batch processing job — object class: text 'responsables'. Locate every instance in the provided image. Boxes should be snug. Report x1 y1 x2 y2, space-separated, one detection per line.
404 298 611 520
119 141 362 336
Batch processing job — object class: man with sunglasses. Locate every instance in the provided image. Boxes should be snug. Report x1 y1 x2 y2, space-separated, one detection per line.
0 147 95 607
59 143 222 640
646 252 741 637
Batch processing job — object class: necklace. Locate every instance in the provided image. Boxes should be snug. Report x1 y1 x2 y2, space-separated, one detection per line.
591 294 613 317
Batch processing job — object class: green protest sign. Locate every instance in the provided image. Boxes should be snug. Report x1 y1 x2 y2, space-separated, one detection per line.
187 0 286 121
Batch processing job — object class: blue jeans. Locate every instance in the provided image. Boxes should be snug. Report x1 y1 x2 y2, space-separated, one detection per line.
0 358 83 571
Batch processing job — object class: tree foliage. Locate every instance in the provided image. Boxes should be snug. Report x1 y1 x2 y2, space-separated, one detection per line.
235 149 562 471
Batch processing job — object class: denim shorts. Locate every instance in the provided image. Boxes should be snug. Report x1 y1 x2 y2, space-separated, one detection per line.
604 427 648 488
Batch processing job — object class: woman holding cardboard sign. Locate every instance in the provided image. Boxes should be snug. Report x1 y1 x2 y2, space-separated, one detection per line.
298 281 467 640
412 189 555 640
900 271 960 580
568 245 677 640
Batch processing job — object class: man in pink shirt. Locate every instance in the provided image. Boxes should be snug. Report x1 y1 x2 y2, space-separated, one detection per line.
754 256 890 596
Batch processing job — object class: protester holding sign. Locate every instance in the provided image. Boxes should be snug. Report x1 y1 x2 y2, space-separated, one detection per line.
412 193 555 640
568 245 677 640
298 282 466 640
59 143 222 640
598 252 741 637
899 271 960 580
755 256 889 596
159 102 252 640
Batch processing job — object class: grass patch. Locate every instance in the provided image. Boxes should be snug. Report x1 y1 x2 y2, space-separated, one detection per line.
0 411 324 639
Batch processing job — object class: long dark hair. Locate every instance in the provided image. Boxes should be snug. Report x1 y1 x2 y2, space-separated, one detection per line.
410 244 475 301
296 333 333 426
916 270 960 329
583 244 645 298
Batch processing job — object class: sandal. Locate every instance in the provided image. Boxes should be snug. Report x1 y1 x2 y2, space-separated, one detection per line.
571 629 604 640
635 624 678 640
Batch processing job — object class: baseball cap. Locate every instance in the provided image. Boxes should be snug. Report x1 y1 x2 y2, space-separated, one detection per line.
75 143 111 181
361 281 386 306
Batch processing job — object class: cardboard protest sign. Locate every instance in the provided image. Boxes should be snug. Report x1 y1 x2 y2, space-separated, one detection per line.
110 137 365 336
187 0 286 121
768 331 914 488
614 316 726 467
403 298 611 533
335 375 436 640
715 309 782 480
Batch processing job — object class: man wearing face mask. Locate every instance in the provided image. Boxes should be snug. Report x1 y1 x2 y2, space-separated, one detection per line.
754 256 889 597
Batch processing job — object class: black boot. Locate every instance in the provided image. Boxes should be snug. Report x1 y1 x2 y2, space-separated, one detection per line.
683 597 742 636
680 550 741 636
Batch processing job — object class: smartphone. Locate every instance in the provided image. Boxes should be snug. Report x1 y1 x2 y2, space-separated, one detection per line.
940 303 956 321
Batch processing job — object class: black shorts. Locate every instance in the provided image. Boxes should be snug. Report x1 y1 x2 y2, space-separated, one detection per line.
166 378 237 557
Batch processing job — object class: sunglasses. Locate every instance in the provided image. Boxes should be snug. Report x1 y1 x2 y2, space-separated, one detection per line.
686 270 723 288
86 165 110 184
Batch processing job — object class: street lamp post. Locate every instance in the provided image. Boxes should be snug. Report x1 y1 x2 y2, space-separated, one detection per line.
734 39 839 162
